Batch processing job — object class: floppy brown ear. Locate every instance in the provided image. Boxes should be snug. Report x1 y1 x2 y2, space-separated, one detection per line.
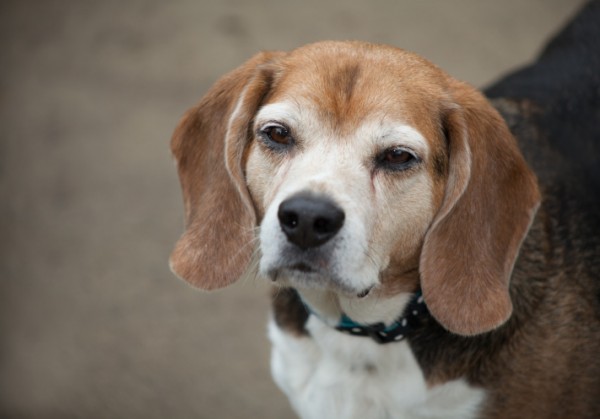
420 80 540 336
170 51 283 290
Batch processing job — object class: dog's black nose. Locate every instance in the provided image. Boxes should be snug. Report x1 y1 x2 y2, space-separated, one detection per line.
278 193 345 249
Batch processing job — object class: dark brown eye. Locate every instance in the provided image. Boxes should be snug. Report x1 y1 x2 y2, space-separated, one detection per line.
377 147 418 171
260 124 293 147
384 148 413 164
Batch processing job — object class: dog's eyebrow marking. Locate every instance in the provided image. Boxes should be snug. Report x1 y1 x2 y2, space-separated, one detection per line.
255 102 299 127
376 124 430 157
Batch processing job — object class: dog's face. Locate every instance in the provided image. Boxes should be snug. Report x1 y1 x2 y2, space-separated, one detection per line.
170 42 540 335
246 48 449 298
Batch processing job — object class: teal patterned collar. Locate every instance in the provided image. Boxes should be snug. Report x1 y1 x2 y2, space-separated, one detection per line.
304 291 428 344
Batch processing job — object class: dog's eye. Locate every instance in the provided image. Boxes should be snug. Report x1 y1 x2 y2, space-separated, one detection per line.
377 147 418 171
259 124 294 149
384 148 413 164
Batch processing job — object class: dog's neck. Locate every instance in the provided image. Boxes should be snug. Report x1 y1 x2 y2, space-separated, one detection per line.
297 287 415 327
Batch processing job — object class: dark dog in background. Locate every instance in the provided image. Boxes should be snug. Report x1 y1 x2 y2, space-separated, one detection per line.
170 1 600 418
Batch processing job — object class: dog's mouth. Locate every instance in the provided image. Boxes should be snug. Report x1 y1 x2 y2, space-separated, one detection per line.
289 262 317 273
268 263 375 299
356 286 373 298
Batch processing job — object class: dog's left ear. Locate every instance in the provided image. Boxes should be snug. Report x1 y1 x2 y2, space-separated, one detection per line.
169 51 283 290
420 79 540 336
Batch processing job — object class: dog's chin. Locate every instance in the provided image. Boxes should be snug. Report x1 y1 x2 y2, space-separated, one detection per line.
266 265 376 299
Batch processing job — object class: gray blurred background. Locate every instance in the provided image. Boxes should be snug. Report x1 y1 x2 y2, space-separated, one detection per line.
0 1 588 418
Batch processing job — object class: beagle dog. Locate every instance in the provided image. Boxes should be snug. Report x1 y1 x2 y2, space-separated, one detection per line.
169 8 600 418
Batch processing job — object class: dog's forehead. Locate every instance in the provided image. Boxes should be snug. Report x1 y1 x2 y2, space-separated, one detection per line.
265 42 448 138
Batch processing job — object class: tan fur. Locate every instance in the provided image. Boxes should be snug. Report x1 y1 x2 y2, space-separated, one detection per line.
420 79 541 335
169 51 283 289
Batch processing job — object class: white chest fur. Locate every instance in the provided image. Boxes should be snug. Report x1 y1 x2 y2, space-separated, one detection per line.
269 316 485 419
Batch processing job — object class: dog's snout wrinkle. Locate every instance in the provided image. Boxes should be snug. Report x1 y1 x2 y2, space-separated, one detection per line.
278 193 345 249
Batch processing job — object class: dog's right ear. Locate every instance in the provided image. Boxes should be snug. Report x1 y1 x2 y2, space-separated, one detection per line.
170 51 283 290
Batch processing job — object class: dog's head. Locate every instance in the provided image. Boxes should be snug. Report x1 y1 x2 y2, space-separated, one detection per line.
170 42 540 336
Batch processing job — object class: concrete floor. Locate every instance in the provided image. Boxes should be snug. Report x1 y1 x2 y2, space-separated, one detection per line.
0 1 587 418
